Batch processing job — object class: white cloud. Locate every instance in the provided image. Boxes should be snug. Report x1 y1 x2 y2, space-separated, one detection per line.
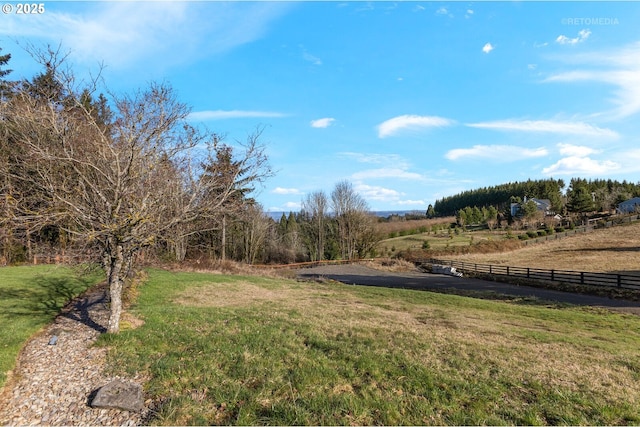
189 110 287 120
445 145 548 161
272 187 302 195
354 184 426 207
302 50 322 66
436 7 449 15
465 9 474 18
542 156 619 175
482 43 494 54
310 118 335 128
556 29 591 45
543 42 640 120
352 168 424 180
0 2 290 71
355 184 402 202
338 152 409 168
557 143 599 157
377 115 453 138
466 119 619 138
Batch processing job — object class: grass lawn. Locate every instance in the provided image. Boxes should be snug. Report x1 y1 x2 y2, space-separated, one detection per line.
99 269 640 425
0 265 102 389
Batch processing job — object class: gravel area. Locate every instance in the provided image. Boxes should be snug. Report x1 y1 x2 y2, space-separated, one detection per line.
0 283 149 426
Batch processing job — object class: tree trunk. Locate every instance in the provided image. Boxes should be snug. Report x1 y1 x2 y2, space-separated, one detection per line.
106 244 124 334
221 214 226 261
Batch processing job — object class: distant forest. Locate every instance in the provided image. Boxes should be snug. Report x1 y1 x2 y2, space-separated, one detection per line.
433 178 640 217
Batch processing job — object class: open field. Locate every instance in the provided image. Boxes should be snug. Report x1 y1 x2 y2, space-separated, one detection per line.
0 265 101 389
374 216 456 237
98 269 640 425
442 221 640 274
378 228 509 255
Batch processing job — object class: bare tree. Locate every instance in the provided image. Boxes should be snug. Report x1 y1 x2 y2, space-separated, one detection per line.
2 55 272 333
301 190 328 261
330 181 377 260
239 202 272 264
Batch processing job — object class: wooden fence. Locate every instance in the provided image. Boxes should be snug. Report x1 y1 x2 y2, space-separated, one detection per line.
419 258 640 290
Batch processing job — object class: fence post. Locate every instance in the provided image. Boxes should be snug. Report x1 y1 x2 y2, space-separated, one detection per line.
489 264 492 274
506 266 509 276
580 272 584 285
618 275 622 288
527 268 530 278
551 270 554 281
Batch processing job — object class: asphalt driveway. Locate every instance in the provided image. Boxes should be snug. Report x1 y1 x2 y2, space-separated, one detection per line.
296 264 640 315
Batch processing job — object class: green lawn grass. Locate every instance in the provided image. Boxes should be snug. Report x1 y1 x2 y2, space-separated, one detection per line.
99 269 640 425
0 265 102 389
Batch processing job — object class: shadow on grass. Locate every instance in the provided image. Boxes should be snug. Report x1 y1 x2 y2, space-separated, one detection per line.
0 274 107 333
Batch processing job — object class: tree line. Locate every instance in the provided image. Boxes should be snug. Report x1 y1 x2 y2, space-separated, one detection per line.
433 178 640 220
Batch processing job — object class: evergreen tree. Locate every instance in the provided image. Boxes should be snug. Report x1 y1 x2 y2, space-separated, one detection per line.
426 204 435 218
0 47 13 100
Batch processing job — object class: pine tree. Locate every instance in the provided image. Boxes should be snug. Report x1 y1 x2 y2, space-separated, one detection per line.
0 47 13 100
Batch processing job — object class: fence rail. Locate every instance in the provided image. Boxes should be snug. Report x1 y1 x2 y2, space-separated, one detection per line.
419 258 640 290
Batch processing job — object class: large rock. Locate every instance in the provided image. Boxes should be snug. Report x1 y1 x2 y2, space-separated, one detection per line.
91 379 143 412
431 264 463 277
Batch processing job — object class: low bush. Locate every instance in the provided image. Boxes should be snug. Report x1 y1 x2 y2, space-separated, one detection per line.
526 231 538 238
518 234 529 240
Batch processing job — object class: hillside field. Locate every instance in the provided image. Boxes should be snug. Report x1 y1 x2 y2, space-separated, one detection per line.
441 220 640 274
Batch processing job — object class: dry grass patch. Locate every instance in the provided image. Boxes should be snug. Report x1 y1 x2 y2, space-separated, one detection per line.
173 281 296 308
359 257 418 272
445 221 640 273
375 217 456 236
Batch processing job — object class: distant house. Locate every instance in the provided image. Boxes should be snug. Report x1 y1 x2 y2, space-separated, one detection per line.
617 197 640 214
510 197 553 218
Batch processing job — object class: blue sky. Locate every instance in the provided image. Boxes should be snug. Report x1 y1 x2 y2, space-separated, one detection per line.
2 1 640 212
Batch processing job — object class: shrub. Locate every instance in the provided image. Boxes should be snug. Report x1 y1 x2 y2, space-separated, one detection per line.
526 230 538 238
555 226 565 233
537 230 546 237
422 240 430 250
518 234 529 240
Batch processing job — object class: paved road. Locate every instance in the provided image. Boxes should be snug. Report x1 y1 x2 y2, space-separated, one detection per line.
296 264 640 315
